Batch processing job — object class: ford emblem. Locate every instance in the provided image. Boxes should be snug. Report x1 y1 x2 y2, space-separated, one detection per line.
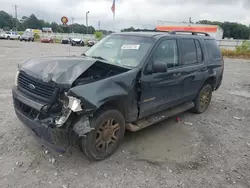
28 84 36 90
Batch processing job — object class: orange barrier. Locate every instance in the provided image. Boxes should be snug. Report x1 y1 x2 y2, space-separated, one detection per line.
156 25 218 33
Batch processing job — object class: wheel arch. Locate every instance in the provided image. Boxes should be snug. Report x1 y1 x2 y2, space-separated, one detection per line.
203 76 217 90
96 99 128 120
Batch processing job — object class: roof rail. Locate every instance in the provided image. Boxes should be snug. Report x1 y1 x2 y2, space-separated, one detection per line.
169 30 210 36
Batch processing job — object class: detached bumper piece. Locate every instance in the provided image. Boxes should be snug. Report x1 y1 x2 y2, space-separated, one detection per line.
12 87 71 153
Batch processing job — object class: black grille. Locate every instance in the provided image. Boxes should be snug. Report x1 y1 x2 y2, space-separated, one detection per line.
18 72 55 99
14 98 40 120
14 98 50 120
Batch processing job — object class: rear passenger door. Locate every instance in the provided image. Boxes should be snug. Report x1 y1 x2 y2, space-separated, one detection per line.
180 38 206 100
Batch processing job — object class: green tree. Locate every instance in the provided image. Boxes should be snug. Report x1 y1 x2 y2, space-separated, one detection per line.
0 11 13 29
94 31 103 39
0 10 109 34
23 14 42 29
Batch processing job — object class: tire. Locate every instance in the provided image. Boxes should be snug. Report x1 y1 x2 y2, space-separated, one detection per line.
7 36 10 40
28 38 31 42
191 84 212 114
79 109 126 161
32 38 34 42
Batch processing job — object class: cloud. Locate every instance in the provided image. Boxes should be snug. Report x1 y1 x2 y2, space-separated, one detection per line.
1 0 250 31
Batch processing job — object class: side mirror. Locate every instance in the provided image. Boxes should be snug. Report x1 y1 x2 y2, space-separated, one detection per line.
152 61 167 73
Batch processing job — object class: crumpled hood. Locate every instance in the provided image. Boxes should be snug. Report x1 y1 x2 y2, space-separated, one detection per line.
19 56 97 86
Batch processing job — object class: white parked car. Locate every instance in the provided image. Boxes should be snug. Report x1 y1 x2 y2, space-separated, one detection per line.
71 38 85 46
4 31 20 40
0 29 6 39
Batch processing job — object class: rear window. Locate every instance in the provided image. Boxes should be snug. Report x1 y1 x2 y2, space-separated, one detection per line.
205 39 222 61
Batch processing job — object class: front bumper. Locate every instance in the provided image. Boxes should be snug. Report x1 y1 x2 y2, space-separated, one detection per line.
12 86 71 153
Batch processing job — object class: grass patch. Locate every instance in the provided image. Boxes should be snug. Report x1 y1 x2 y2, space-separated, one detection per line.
221 49 250 59
55 39 61 43
221 41 250 59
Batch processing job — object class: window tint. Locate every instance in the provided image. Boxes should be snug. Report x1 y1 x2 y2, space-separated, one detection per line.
153 39 179 68
195 40 203 63
181 39 197 65
205 39 222 61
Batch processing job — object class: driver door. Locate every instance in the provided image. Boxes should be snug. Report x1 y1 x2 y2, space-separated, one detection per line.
138 38 184 119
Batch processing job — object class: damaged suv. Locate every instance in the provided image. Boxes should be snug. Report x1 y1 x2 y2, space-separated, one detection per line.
12 31 224 160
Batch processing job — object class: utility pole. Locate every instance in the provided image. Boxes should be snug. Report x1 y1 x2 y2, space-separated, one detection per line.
14 4 18 31
86 11 89 34
98 21 101 31
189 17 192 24
71 17 74 33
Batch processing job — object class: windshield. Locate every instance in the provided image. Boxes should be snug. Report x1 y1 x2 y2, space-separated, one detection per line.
84 34 154 68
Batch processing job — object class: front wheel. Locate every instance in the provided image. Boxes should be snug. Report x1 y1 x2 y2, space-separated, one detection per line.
191 84 212 114
79 109 125 161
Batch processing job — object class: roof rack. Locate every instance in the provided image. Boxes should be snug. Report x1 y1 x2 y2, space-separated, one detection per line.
168 30 210 36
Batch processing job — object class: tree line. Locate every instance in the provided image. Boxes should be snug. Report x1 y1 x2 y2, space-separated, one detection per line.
121 21 250 40
0 10 113 35
1 9 249 39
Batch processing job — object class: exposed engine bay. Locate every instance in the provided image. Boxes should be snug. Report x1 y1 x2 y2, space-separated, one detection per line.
72 61 129 87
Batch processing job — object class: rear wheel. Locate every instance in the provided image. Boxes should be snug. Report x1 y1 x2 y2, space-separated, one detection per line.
79 109 125 161
7 36 10 40
191 84 212 114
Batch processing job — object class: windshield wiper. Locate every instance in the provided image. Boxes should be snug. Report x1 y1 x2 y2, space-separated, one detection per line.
91 56 107 61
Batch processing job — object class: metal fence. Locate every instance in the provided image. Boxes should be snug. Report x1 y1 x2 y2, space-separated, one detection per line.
216 39 247 50
39 33 95 40
38 32 248 50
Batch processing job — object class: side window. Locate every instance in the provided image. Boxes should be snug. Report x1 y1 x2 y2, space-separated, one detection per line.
153 39 180 68
181 39 197 65
195 40 203 63
205 39 222 61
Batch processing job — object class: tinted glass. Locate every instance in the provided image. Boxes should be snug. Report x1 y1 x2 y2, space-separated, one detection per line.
195 40 203 63
205 39 222 61
181 39 197 65
84 35 154 68
153 39 179 68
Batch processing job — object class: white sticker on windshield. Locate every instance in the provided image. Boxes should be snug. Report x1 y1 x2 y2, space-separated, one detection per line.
121 44 140 50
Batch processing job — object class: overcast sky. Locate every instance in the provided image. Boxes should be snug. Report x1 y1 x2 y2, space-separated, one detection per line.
1 0 250 31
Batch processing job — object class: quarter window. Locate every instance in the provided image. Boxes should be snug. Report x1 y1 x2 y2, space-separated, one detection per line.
205 39 222 61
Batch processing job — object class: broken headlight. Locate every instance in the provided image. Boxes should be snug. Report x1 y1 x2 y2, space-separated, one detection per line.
67 96 83 112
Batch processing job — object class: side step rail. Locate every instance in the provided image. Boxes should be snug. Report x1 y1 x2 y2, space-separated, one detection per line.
126 101 194 132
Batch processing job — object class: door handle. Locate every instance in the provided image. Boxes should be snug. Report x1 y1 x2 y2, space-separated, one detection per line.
173 73 182 77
